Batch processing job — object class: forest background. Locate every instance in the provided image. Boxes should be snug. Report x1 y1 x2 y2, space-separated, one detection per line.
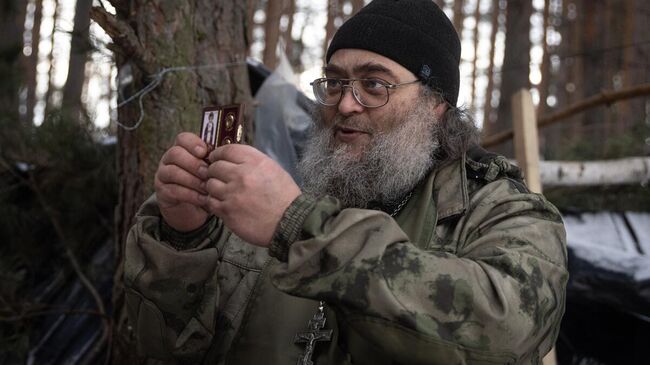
1 0 649 364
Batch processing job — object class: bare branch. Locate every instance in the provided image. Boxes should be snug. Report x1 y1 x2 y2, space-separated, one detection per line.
538 83 650 128
90 6 155 74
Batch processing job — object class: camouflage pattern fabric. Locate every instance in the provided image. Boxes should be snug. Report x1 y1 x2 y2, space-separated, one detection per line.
124 150 568 364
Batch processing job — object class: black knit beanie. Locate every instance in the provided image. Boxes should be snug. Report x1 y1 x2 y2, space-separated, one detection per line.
326 0 461 106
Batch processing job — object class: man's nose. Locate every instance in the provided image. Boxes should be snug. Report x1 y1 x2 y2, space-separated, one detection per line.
337 86 365 115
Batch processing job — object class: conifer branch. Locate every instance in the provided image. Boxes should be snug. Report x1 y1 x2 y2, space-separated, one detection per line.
90 6 155 74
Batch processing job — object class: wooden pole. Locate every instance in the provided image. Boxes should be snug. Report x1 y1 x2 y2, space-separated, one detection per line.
512 88 557 365
512 88 542 194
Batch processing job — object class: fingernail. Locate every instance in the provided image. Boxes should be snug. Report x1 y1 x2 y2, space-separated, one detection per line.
195 145 205 156
198 165 208 179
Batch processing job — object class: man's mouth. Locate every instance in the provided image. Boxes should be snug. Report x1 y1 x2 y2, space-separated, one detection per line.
334 126 370 143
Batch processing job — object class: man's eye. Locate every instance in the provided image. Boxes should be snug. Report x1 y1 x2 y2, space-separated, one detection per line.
361 79 386 90
325 79 342 89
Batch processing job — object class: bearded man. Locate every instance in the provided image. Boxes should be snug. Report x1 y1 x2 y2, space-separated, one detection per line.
124 0 568 364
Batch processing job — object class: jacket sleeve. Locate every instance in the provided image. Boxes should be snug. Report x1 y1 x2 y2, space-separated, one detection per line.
124 195 227 363
269 180 568 364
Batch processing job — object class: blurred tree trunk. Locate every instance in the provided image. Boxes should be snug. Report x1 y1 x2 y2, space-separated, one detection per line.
44 0 59 114
543 0 578 159
323 0 340 61
580 1 610 145
282 0 296 59
246 0 260 55
452 0 465 34
536 0 550 156
493 0 532 156
91 1 252 362
0 0 25 124
22 0 42 125
482 0 500 129
622 0 650 156
548 0 620 159
469 0 481 112
62 0 92 120
351 0 364 15
537 0 550 118
263 0 283 69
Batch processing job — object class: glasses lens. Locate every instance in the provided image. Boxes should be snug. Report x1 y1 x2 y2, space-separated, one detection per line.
353 79 389 107
313 79 341 106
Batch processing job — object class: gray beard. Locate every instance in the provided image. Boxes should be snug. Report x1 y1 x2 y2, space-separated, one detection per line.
297 99 440 209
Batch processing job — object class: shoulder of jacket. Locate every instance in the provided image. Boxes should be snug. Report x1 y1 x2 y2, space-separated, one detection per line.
464 145 529 194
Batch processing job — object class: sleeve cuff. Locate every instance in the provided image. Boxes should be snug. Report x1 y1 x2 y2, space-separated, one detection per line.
268 194 318 262
160 217 216 251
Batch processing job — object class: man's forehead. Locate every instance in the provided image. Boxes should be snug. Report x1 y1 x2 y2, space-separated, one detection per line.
324 49 415 80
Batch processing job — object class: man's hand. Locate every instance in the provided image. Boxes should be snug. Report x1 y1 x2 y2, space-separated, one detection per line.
205 144 301 247
154 132 210 232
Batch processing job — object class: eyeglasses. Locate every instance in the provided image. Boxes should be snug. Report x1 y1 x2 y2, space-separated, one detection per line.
310 78 421 108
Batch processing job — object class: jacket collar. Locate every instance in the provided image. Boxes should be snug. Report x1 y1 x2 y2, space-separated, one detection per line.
395 152 469 247
431 152 469 222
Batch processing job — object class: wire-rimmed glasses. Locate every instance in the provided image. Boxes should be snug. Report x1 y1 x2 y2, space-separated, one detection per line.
310 78 420 108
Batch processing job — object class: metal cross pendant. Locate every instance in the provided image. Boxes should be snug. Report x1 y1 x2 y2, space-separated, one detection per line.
294 301 333 365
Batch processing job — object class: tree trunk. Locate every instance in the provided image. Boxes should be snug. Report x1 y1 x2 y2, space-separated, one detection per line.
544 0 650 160
62 0 92 119
482 0 500 131
537 0 550 118
91 1 253 362
622 0 650 155
263 0 283 69
580 0 610 147
282 0 297 64
21 0 42 125
351 0 364 15
493 0 532 156
43 0 59 114
469 0 481 112
323 0 340 62
0 0 25 115
452 0 465 35
246 0 259 54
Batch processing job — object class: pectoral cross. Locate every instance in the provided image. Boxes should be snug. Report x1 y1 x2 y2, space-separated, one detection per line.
294 301 333 365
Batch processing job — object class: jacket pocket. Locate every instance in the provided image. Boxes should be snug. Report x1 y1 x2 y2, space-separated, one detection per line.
125 288 173 359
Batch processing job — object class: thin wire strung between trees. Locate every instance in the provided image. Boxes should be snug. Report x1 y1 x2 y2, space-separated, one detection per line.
114 61 248 131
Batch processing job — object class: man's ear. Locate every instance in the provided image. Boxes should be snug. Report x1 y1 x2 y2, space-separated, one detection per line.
433 100 448 119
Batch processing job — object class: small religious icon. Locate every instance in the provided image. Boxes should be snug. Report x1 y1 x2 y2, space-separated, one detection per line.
200 110 219 149
225 112 235 131
200 104 244 149
294 301 332 365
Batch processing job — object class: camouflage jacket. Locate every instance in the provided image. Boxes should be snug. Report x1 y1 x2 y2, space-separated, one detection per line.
124 148 568 365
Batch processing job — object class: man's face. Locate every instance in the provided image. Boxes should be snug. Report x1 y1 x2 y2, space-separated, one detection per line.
298 49 448 208
319 49 432 157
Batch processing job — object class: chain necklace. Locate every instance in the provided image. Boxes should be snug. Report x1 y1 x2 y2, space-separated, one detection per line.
389 190 414 217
